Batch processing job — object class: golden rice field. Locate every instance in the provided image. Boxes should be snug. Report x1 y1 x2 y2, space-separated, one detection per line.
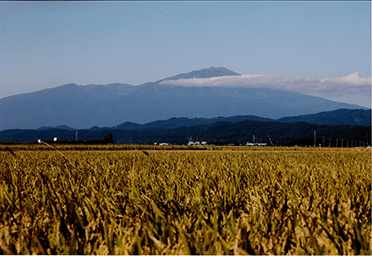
0 145 370 255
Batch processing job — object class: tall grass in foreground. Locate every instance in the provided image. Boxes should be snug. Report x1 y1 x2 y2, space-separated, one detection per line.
0 147 370 254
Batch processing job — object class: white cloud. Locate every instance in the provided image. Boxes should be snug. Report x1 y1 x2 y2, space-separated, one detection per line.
320 72 370 86
160 72 371 97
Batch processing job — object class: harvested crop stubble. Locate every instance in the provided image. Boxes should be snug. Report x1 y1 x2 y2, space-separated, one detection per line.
0 147 370 254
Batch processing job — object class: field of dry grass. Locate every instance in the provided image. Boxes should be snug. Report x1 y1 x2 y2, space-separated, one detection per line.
0 145 370 254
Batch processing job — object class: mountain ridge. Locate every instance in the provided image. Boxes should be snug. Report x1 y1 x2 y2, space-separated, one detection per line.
0 118 369 146
33 108 370 131
158 66 240 82
0 67 367 130
278 108 371 126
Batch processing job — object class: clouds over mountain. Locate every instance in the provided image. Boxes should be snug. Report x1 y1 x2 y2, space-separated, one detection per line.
160 72 371 97
0 66 366 131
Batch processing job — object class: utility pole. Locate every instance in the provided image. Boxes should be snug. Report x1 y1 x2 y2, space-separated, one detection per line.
313 130 317 147
367 132 370 147
267 134 274 146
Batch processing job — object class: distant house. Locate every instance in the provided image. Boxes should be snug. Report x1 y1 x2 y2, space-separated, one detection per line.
188 141 207 146
246 142 267 146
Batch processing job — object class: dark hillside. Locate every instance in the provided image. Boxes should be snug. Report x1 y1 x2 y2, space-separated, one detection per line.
1 121 369 147
279 109 371 126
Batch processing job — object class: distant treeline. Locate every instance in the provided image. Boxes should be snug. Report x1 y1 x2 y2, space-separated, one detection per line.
0 120 370 147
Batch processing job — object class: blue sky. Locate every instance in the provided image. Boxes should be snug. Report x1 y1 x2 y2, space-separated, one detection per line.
0 1 370 107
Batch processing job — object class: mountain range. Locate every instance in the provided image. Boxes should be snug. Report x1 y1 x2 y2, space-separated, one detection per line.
0 109 370 145
0 67 367 131
116 108 371 129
